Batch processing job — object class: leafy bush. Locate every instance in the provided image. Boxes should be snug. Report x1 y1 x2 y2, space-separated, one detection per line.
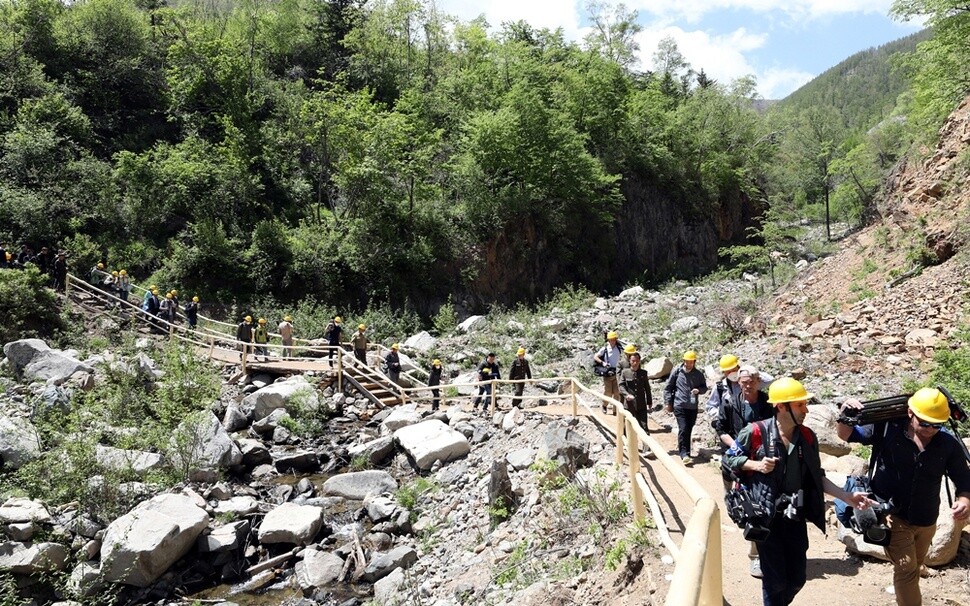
0 266 65 344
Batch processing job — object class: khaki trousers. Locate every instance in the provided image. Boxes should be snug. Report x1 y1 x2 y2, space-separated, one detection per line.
885 514 936 606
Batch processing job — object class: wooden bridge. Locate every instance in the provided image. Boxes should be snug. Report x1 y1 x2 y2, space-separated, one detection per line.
64 274 421 409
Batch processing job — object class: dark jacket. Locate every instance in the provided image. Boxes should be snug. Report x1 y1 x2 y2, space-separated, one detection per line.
713 389 773 446
236 321 253 343
618 367 652 423
385 351 401 372
478 358 500 380
847 420 970 526
184 302 198 323
663 364 707 409
725 418 827 533
327 323 342 345
428 366 442 387
509 358 532 381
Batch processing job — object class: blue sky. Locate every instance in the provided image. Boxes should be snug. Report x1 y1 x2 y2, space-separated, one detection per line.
435 0 925 99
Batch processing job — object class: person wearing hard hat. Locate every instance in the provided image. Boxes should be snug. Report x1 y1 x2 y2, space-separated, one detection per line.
837 387 970 606
384 343 402 385
236 315 254 355
593 331 623 414
52 251 68 292
618 351 655 459
159 292 175 324
428 359 443 411
185 296 200 329
725 377 873 606
326 316 343 366
278 315 294 355
618 343 637 372
170 289 180 322
116 269 130 302
351 324 368 365
473 352 501 413
664 350 708 464
142 284 157 310
705 353 742 418
508 347 532 409
254 318 269 357
714 364 773 578
89 261 106 284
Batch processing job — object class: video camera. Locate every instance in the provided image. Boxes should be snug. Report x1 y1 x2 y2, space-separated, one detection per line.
725 484 773 542
847 476 893 546
777 489 804 521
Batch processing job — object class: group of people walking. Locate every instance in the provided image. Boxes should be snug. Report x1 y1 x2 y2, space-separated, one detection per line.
1 243 68 291
599 339 970 606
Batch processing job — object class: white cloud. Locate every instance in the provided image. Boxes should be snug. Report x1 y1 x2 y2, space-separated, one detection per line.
435 0 584 38
624 0 893 23
758 67 816 99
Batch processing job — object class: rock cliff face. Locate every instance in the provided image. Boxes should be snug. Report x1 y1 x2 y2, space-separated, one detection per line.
466 171 759 307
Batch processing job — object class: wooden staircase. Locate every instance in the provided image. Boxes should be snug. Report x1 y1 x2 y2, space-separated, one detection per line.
339 351 405 409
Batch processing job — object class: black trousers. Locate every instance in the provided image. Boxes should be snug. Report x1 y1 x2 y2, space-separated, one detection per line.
673 407 697 457
511 383 525 408
431 388 440 410
758 515 808 605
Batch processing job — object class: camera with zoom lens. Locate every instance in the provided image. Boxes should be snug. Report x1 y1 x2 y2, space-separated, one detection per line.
725 485 773 542
851 499 892 546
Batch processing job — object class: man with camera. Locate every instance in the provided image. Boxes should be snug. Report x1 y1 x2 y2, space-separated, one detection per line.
724 377 871 606
837 388 970 606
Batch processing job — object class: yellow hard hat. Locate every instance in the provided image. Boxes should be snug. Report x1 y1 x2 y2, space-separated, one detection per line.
244 315 252 322
5 252 10 260
151 289 159 295
359 324 366 330
97 262 104 269
607 331 618 340
165 293 172 299
150 284 157 290
284 315 292 322
391 343 399 350
334 316 342 324
682 350 697 361
111 270 118 276
171 289 178 295
767 377 813 405
192 296 199 302
119 269 127 276
719 354 739 372
517 347 526 355
908 388 950 424
433 359 441 366
258 318 266 324
623 344 637 354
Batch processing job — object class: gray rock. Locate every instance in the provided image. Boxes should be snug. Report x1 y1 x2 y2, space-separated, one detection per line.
238 438 272 466
295 548 344 590
68 561 104 598
243 375 320 421
95 445 164 475
100 493 209 587
645 357 673 379
373 567 406 604
364 495 401 523
394 420 471 471
250 373 274 389
253 408 289 435
803 405 851 457
540 318 566 333
0 416 41 469
542 424 591 477
0 541 69 573
222 402 250 432
618 285 644 299
382 404 423 433
403 331 437 353
273 448 319 473
213 497 259 517
670 316 700 333
0 497 51 524
322 470 397 500
506 448 535 471
501 408 524 432
457 315 486 333
2 338 50 376
348 436 395 467
23 350 93 385
257 503 325 545
7 522 36 541
362 546 417 582
168 411 243 482
198 520 250 553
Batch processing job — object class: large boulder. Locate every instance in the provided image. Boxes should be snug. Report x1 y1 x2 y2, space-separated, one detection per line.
348 437 395 467
295 548 345 590
168 411 243 482
197 520 249 553
0 541 69 574
644 357 673 380
95 445 164 475
0 415 41 469
242 375 320 421
381 404 422 433
542 424 591 476
394 420 471 471
23 350 93 385
803 405 851 457
403 331 437 354
0 498 51 524
362 546 417 582
457 315 486 333
100 494 209 587
257 503 325 545
322 470 397 500
2 339 50 376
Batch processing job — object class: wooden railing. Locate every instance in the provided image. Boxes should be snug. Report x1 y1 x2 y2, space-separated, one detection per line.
65 273 721 605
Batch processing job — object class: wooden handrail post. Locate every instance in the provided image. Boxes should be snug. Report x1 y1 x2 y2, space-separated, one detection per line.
241 346 248 373
168 320 174 340
571 381 577 417
207 335 214 361
701 501 723 606
65 275 72 299
627 418 646 522
615 409 624 467
337 349 343 394
490 379 497 414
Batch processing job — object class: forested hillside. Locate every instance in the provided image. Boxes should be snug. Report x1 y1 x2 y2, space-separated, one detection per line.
0 0 770 314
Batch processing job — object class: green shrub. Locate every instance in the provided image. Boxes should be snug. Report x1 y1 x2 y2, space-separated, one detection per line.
0 266 66 344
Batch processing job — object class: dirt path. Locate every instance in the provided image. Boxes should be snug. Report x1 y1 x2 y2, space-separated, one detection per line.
542 397 970 606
